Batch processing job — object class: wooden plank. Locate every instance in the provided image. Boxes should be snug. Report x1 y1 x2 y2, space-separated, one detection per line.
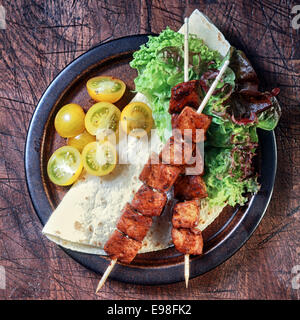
0 0 299 300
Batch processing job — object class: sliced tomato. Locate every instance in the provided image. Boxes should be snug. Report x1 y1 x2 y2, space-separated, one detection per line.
82 141 117 176
86 76 126 103
120 102 154 137
84 102 121 140
47 146 83 186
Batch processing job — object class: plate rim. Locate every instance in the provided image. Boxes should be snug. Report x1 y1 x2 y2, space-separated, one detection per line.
24 34 277 285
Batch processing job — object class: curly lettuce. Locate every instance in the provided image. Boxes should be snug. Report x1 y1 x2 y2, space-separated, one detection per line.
204 147 259 207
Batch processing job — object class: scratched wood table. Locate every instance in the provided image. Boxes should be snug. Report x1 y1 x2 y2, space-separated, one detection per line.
0 0 299 300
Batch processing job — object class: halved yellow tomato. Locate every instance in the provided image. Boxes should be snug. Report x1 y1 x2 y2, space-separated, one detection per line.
67 130 96 153
54 103 85 138
85 102 121 140
86 76 126 103
120 102 153 138
82 141 117 176
47 146 83 186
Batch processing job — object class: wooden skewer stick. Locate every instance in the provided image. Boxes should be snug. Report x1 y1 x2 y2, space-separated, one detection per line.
184 59 229 288
197 59 230 114
95 258 117 293
182 17 230 287
184 60 229 288
184 253 190 288
184 17 189 84
183 16 191 289
183 60 230 288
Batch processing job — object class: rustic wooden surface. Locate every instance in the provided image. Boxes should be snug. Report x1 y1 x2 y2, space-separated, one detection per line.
0 0 299 300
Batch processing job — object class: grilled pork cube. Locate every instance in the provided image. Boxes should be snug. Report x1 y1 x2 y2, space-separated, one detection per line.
169 80 202 114
172 227 203 255
174 175 208 200
160 135 195 166
104 230 142 264
131 184 167 217
117 203 152 241
174 106 212 142
171 113 179 128
139 153 181 192
179 143 204 175
172 200 200 229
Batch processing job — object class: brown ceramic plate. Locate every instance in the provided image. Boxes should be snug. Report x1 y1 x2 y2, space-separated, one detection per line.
25 35 277 285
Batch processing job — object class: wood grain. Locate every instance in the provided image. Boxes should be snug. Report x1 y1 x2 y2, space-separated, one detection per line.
0 0 299 300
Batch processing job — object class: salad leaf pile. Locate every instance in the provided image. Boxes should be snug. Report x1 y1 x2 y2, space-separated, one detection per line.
130 28 281 208
130 27 223 140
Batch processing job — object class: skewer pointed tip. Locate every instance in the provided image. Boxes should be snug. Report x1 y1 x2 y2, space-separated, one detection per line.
184 254 190 289
185 276 189 288
95 259 117 294
95 279 105 294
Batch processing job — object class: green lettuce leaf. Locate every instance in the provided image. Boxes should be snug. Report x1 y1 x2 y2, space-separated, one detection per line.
204 147 259 207
207 119 259 148
257 96 281 130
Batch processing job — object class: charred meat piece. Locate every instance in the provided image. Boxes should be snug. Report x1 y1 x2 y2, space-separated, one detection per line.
172 200 200 229
131 184 167 217
139 153 181 192
172 227 203 255
171 113 179 128
117 203 152 241
179 143 204 176
160 134 195 166
104 230 142 264
174 175 208 200
173 106 212 142
169 80 202 114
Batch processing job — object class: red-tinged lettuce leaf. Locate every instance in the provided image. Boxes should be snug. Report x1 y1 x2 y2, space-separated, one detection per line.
229 143 258 180
229 49 259 94
204 147 260 207
257 96 282 130
224 48 281 129
226 91 275 125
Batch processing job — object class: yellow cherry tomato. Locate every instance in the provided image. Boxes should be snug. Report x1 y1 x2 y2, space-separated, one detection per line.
82 141 117 176
86 76 126 103
84 102 121 139
120 102 153 138
54 103 85 138
67 130 96 153
47 146 83 186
